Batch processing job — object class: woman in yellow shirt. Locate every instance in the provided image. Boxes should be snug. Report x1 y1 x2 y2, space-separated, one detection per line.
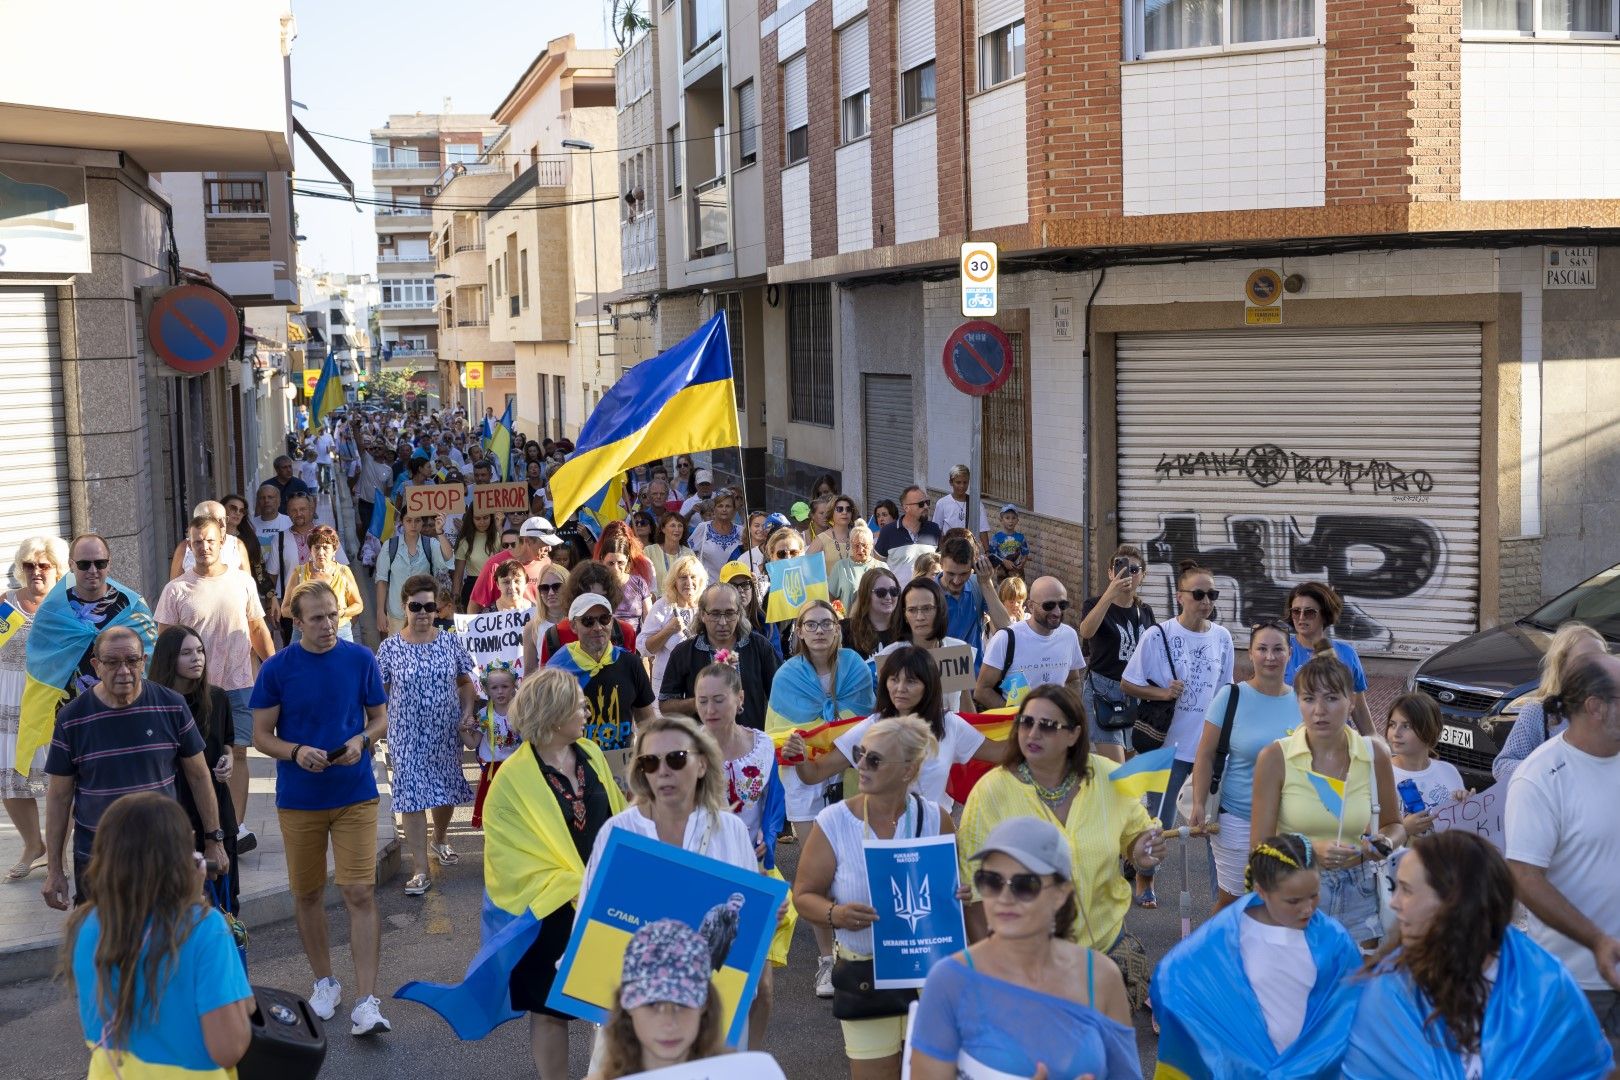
1252 654 1404 949
282 524 363 641
957 685 1165 1007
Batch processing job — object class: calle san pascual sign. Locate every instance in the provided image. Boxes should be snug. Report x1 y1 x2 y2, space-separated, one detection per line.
1544 247 1597 290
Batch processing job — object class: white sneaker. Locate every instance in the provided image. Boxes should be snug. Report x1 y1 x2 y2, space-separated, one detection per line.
815 955 834 999
236 824 257 854
350 995 391 1036
308 977 342 1021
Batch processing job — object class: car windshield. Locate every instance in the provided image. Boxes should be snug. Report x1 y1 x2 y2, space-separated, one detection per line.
1526 565 1620 639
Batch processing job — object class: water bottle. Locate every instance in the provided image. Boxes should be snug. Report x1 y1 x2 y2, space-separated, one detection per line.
1397 778 1426 816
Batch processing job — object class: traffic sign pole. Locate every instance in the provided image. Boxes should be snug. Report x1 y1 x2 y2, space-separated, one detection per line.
967 404 982 547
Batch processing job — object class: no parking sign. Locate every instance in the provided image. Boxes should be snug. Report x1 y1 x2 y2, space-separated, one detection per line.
147 285 240 375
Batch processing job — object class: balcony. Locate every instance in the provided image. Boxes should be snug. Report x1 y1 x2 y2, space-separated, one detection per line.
690 176 729 258
375 208 432 232
378 252 435 265
622 211 658 276
455 317 489 327
453 240 485 253
372 157 442 183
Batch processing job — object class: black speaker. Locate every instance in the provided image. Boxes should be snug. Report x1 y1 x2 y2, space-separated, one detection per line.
237 986 327 1080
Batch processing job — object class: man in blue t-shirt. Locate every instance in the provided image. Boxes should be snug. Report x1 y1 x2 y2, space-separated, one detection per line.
938 535 1010 665
251 579 390 1037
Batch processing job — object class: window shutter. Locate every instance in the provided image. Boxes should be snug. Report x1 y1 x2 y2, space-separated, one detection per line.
738 81 758 158
840 17 870 97
784 55 809 130
897 0 935 73
977 0 1022 35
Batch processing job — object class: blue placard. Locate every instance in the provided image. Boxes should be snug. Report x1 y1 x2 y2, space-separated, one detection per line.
863 834 967 989
546 827 788 1046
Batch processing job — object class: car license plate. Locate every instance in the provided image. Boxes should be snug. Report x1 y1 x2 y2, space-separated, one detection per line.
1439 724 1474 750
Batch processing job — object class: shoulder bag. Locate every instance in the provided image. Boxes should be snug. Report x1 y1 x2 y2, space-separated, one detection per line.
1130 626 1178 754
1207 682 1242 796
830 793 924 1020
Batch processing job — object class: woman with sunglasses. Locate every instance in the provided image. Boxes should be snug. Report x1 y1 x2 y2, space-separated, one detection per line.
640 554 707 692
1186 619 1303 911
842 567 902 661
628 511 660 584
520 563 571 675
957 687 1164 990
909 816 1138 1080
1284 582 1374 736
453 508 502 611
218 495 269 617
375 574 478 897
761 526 810 657
1121 560 1234 907
807 494 860 572
646 511 690 590
2 535 66 881
672 456 698 499
1077 544 1155 766
827 521 887 612
794 715 956 1079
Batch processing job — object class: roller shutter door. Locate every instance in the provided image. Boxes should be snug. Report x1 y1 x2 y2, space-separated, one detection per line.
897 0 936 72
1116 325 1481 659
0 287 70 558
862 374 914 510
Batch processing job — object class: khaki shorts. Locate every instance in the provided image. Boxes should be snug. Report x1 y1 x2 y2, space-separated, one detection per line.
277 798 380 895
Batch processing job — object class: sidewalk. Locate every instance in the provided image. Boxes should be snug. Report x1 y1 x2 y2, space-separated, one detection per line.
0 483 399 986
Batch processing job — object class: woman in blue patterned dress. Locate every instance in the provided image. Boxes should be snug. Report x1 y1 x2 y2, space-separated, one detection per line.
375 573 477 897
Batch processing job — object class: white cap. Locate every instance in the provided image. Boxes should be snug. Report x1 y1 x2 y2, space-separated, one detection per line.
568 592 613 620
694 469 714 486
519 516 562 545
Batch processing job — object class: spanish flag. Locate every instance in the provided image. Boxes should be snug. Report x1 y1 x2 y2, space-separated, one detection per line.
1108 744 1177 800
310 350 345 425
547 312 739 524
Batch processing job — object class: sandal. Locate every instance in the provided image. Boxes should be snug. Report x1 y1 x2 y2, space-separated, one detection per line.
404 873 431 896
1135 885 1158 909
6 854 46 882
432 843 459 866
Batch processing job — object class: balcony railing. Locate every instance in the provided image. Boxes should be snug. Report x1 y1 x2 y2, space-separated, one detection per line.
373 156 441 171
378 252 434 263
453 240 485 253
455 317 489 327
536 158 568 188
691 175 729 258
622 211 658 276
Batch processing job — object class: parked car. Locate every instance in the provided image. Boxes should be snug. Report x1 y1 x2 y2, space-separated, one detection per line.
1407 562 1620 790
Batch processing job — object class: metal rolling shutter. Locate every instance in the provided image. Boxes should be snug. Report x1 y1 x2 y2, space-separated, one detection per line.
977 0 1023 35
897 0 936 72
1115 325 1482 659
863 374 914 510
840 17 870 98
783 55 809 134
0 287 70 559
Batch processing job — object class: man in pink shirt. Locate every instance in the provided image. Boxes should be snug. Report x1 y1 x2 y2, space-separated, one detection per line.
466 516 561 613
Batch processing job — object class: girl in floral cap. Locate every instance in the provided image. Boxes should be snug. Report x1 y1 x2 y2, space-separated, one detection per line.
591 919 726 1078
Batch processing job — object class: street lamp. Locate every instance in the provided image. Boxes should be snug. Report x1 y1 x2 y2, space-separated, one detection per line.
561 138 603 358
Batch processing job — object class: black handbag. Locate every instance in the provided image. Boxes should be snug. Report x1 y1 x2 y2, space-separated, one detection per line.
1131 626 1178 753
1087 671 1138 732
830 956 919 1020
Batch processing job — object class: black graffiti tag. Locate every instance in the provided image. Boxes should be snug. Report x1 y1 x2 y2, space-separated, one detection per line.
1154 443 1434 495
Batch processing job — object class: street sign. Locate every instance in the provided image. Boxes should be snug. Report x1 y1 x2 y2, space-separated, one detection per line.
302 369 321 395
942 320 1015 398
1243 268 1283 325
465 362 485 389
147 284 240 375
960 241 998 318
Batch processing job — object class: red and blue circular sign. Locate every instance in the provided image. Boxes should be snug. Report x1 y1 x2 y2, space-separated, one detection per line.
147 285 240 375
942 320 1014 397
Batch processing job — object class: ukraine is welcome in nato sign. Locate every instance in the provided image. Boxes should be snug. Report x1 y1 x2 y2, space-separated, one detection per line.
864 834 967 989
547 828 788 1046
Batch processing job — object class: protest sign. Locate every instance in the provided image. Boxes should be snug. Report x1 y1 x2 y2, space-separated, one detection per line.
453 608 532 680
548 829 788 1046
403 482 466 519
471 482 529 515
864 834 967 989
622 1052 787 1079
932 644 976 695
1429 782 1504 850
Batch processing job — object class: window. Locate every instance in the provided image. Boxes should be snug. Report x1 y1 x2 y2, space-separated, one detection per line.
446 142 480 164
204 177 267 215
380 278 435 309
901 62 937 120
736 80 758 166
373 142 391 165
783 55 809 165
979 21 1025 89
489 261 497 300
979 313 1031 508
787 284 833 427
553 374 566 437
839 18 871 143
842 92 871 142
686 0 723 54
494 256 503 296
520 248 530 310
718 292 746 409
669 124 683 195
1464 0 1613 33
1134 0 1316 53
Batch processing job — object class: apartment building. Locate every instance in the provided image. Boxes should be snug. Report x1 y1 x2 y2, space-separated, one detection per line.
432 167 517 416
370 110 505 404
0 0 299 598
613 0 774 505
483 35 621 443
757 0 1620 660
298 270 376 390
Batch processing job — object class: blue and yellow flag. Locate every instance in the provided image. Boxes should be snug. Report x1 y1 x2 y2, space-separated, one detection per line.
483 400 513 481
0 600 25 652
1307 770 1346 820
310 351 344 425
764 553 829 624
578 473 627 537
547 312 738 523
367 497 398 544
1108 744 1176 800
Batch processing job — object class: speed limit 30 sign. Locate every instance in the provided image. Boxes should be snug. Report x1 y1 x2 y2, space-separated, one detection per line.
961 242 998 318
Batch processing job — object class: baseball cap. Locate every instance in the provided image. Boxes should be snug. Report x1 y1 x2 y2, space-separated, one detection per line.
719 560 753 584
764 512 792 532
568 592 613 620
619 919 712 1011
519 516 563 545
1000 503 1019 514
694 469 714 486
969 817 1072 881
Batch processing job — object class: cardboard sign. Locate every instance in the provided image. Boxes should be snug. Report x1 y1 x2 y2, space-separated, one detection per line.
471 482 529 515
1429 782 1504 851
403 482 465 519
932 643 977 695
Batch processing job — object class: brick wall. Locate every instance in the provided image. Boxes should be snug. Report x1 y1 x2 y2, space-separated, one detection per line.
935 0 970 236
808 3 840 259
869 4 896 250
1028 0 1123 219
1408 0 1462 201
929 487 1089 623
761 17 784 267
205 217 272 263
1498 536 1543 621
1325 0 1416 203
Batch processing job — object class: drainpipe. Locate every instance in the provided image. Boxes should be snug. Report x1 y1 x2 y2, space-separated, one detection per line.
1080 266 1106 605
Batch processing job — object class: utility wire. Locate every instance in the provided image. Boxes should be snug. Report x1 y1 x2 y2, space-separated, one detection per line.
308 122 759 159
293 185 620 213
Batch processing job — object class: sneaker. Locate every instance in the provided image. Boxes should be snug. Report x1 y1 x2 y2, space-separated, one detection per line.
815 955 834 999
309 977 342 1021
350 995 391 1037
236 825 257 855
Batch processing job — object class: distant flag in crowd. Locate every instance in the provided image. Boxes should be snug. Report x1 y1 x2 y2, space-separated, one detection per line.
764 553 830 624
547 311 739 524
368 497 398 544
1108 744 1177 801
0 600 25 652
1306 770 1346 821
483 399 513 480
310 350 345 425
577 473 627 537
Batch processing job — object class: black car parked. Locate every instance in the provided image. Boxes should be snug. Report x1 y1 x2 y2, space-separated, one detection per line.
1407 563 1620 790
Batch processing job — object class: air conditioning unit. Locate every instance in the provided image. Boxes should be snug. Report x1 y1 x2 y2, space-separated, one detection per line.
424 185 441 197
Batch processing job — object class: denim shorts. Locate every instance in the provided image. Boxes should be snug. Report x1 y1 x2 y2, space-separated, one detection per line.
1081 671 1132 747
225 687 254 748
1319 862 1384 943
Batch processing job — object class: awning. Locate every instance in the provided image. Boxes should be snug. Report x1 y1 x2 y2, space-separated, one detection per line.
286 318 308 343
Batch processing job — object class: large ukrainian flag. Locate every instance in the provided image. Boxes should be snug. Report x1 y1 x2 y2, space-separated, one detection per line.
548 312 738 524
310 350 345 425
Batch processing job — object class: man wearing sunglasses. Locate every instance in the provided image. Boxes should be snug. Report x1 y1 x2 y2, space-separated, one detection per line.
657 581 780 729
973 577 1086 711
466 516 560 614
30 534 156 700
874 485 943 580
545 594 656 758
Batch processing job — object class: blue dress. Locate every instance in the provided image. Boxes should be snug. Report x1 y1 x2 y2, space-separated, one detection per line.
376 631 476 813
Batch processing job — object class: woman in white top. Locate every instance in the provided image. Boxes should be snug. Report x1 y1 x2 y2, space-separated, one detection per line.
876 577 975 712
169 499 249 578
520 563 569 676
785 645 1004 811
792 715 956 1080
638 554 707 692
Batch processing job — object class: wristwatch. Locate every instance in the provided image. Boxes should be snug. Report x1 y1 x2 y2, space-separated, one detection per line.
204 828 226 842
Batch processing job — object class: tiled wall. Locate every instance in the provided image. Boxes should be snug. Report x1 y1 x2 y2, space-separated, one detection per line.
892 116 939 244
967 81 1029 229
781 162 812 264
1122 48 1325 215
836 140 873 253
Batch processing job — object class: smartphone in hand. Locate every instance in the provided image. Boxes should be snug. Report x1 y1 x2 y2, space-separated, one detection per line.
326 745 349 761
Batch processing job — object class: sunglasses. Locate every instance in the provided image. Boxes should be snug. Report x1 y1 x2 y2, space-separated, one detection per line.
406 601 437 613
503 541 519 549
1289 606 1321 618
835 504 855 514
872 587 900 600
1183 588 1221 601
94 656 144 671
973 869 1054 902
909 499 932 509
576 613 613 628
1039 599 1072 612
538 582 564 594
1251 619 1293 636
635 750 691 774
20 561 51 572
773 550 801 560
75 558 110 572
1017 715 1078 734
851 745 892 769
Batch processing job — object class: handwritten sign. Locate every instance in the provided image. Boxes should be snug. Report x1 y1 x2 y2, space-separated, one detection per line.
453 608 532 681
403 482 465 519
471 482 529 515
1429 782 1503 851
932 643 976 695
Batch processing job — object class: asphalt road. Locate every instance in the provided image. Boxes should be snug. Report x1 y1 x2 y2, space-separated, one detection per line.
0 802 1215 1079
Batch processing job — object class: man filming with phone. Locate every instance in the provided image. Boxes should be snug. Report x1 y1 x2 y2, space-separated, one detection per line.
251 580 393 1037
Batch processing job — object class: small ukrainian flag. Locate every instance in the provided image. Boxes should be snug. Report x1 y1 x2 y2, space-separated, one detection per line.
1306 770 1346 820
0 600 25 652
1108 744 1176 800
765 553 829 623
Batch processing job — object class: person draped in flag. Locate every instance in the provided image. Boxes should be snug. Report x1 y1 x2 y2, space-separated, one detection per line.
1251 654 1405 950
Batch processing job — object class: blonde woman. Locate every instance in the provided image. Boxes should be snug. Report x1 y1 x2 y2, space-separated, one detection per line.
169 500 249 579
808 495 860 572
638 554 707 692
3 535 68 880
520 563 570 676
1492 621 1608 784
